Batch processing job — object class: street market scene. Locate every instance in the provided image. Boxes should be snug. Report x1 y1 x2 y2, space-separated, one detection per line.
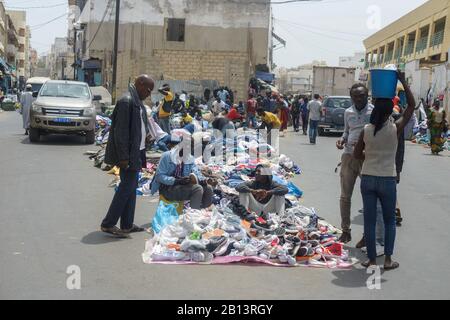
1 0 450 301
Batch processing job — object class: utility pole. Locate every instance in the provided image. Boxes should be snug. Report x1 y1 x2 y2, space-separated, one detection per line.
111 0 120 104
73 28 77 80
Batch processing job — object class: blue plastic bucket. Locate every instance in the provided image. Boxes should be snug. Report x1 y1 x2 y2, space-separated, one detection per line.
370 69 398 99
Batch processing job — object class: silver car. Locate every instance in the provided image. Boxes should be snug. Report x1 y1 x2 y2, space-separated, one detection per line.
29 80 101 144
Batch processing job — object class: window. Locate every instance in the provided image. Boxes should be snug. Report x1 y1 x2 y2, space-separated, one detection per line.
167 18 185 42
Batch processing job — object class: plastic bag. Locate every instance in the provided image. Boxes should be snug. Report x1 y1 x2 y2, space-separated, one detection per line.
152 201 180 234
287 182 303 198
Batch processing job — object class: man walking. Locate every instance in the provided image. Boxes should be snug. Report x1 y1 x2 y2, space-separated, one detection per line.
300 97 309 135
20 84 33 135
336 84 373 243
307 94 323 144
101 75 155 237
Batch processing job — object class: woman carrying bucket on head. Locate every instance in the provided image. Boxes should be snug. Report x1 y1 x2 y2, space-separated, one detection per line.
354 68 416 271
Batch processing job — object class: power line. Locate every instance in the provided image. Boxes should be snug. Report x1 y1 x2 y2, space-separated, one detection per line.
5 3 66 9
29 13 67 30
275 19 365 44
86 0 114 51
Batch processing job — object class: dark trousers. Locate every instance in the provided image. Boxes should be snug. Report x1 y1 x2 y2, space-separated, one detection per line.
292 114 300 131
102 168 139 230
301 113 309 134
160 184 213 210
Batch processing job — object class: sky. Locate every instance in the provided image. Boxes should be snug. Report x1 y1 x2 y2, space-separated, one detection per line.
3 0 429 67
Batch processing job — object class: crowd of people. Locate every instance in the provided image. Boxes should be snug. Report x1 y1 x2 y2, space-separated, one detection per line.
98 72 447 270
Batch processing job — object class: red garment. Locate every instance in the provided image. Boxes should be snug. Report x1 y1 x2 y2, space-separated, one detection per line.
246 98 257 115
227 108 243 121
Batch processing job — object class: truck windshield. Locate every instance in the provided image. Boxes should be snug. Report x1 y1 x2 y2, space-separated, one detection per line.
327 98 352 109
40 83 90 99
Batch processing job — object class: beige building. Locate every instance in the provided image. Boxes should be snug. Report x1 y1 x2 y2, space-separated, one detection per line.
364 0 449 69
77 0 272 101
6 10 29 79
364 0 450 120
275 61 327 94
0 1 6 59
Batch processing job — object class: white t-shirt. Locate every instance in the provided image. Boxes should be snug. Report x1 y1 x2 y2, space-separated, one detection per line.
212 101 226 115
140 107 147 150
148 117 168 142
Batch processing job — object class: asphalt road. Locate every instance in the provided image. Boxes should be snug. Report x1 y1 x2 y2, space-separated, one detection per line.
1 110 450 300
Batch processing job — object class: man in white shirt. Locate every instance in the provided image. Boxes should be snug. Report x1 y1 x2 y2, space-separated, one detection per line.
307 94 324 144
147 115 180 152
336 83 373 243
212 97 226 116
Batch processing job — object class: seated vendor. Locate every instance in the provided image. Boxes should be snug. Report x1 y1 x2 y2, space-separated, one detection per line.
212 116 236 140
148 116 180 152
150 138 214 210
235 164 289 215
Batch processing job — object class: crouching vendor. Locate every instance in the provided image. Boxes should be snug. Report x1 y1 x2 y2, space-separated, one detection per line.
150 138 214 210
236 164 289 215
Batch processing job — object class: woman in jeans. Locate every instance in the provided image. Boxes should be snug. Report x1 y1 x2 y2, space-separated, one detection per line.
354 71 415 270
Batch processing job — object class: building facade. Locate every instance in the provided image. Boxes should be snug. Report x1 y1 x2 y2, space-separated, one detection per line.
76 0 272 101
6 10 29 83
364 0 450 120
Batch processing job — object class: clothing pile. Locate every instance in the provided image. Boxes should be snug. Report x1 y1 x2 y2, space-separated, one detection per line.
95 115 112 145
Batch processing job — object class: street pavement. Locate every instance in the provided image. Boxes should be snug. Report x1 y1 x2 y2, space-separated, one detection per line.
1 110 450 300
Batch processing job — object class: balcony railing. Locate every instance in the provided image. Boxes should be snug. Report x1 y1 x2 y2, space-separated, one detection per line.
385 52 393 63
6 44 17 56
416 37 428 52
430 30 444 47
404 43 415 56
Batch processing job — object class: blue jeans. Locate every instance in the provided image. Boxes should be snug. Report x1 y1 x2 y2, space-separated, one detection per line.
157 134 178 152
361 175 397 261
309 120 319 143
246 114 256 128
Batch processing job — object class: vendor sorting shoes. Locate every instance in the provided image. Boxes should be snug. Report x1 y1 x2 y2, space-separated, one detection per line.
236 164 289 215
150 138 215 210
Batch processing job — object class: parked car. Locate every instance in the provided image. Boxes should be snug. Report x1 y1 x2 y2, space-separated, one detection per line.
318 96 352 135
29 80 101 144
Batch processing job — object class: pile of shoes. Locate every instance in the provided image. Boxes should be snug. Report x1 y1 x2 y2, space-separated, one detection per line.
143 198 349 267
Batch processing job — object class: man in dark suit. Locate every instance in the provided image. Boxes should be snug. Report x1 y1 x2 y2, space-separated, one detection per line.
101 75 155 237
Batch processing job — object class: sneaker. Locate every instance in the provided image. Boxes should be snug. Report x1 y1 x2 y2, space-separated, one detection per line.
101 226 130 239
190 251 214 263
189 173 199 185
355 236 365 249
361 245 385 257
338 232 352 244
206 236 227 254
215 240 235 257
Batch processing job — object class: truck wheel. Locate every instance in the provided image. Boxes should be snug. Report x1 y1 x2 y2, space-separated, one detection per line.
85 130 95 144
318 128 325 136
29 128 40 143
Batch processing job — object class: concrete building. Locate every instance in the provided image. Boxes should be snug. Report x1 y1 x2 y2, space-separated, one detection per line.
77 0 272 101
0 1 6 59
49 37 71 80
6 10 29 84
339 52 365 82
364 0 450 120
275 61 327 94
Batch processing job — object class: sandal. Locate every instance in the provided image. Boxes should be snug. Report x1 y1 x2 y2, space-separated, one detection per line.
361 260 377 268
384 261 400 271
